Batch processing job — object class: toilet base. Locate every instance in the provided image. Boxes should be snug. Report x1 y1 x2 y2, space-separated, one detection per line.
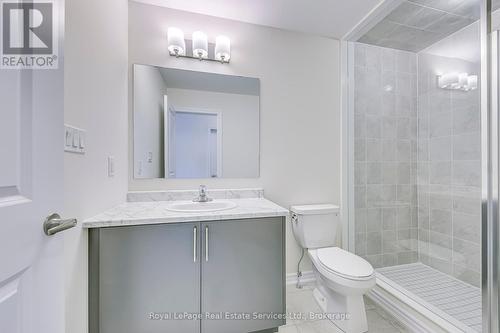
312 285 368 333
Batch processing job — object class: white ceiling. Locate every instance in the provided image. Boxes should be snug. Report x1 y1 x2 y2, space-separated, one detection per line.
423 21 480 63
132 0 383 39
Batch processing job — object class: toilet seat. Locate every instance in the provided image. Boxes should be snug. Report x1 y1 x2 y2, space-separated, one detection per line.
314 247 374 281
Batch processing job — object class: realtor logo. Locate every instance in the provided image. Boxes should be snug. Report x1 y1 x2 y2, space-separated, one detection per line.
1 0 58 69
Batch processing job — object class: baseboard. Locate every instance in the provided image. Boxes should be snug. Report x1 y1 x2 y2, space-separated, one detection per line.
286 270 315 285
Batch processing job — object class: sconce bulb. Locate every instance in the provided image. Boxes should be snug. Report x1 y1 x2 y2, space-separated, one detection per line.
467 75 478 90
215 35 231 63
168 27 186 56
192 31 208 59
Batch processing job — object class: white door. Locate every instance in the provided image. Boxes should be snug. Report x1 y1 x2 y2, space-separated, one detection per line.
0 1 67 332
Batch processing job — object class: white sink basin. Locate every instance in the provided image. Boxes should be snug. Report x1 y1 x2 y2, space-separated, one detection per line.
165 200 238 213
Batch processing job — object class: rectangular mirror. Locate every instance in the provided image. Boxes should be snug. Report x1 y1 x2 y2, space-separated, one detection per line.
133 64 260 179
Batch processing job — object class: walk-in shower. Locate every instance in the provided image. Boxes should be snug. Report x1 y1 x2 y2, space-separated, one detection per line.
345 0 499 331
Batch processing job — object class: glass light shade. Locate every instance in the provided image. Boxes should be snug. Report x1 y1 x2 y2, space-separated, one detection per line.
168 27 185 56
215 35 231 62
438 73 459 89
192 31 208 59
467 75 478 90
458 73 468 89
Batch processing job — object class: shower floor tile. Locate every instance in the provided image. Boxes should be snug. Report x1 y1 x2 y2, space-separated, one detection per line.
378 263 482 332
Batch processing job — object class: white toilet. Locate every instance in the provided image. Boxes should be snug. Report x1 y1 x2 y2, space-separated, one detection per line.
290 204 375 333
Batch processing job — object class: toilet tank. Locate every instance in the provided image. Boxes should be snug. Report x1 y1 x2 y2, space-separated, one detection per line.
290 204 340 249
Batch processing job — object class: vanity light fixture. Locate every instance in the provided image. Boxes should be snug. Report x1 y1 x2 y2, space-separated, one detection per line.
437 72 478 91
167 28 231 63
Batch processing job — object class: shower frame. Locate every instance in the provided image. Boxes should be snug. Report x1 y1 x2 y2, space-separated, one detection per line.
340 0 500 332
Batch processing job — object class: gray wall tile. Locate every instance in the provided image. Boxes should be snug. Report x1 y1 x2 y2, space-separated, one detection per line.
453 105 480 134
453 133 480 160
383 208 397 230
430 209 452 234
453 212 480 244
429 137 452 161
367 162 382 184
355 162 366 185
367 231 383 254
429 111 452 137
452 161 480 186
367 208 383 232
453 238 480 272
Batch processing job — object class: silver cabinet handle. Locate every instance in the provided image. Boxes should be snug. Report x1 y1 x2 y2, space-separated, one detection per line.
43 213 77 236
193 226 198 262
205 226 209 262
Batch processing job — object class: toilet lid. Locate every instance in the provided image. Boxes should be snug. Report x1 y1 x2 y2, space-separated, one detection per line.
317 247 374 278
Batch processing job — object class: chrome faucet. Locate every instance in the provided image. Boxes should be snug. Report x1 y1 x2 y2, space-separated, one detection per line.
193 185 213 202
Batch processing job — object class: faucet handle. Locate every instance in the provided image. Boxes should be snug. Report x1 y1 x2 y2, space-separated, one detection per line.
193 185 212 202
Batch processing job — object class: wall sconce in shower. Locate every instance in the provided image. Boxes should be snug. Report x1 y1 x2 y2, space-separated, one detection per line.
168 28 231 63
437 73 478 91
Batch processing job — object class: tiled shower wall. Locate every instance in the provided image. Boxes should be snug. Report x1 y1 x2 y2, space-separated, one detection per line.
353 43 419 268
417 53 481 287
353 42 481 287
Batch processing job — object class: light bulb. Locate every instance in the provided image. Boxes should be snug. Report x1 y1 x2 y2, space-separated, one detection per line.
192 31 208 59
467 75 478 90
458 73 468 89
167 27 185 56
215 35 231 63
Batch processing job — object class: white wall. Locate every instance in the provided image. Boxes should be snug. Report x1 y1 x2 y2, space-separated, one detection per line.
63 0 128 332
133 65 166 178
167 88 260 178
128 2 341 274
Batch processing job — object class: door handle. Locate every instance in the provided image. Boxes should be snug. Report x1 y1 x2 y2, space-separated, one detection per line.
43 213 77 236
205 226 209 262
193 226 198 262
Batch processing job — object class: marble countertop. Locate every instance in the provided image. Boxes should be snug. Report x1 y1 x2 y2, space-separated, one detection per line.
82 197 289 228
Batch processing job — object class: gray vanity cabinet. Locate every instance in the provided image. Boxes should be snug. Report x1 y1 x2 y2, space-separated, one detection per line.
89 217 285 333
201 218 284 333
90 223 201 333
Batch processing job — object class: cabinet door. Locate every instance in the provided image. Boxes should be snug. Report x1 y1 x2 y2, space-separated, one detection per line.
201 218 284 333
97 223 201 333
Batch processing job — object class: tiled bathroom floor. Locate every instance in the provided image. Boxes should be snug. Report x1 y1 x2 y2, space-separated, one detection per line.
281 284 407 333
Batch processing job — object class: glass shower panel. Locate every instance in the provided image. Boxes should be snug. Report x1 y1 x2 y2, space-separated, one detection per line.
350 0 484 331
417 50 481 288
353 43 419 268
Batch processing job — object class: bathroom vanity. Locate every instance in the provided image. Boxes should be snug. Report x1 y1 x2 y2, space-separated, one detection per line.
84 189 287 333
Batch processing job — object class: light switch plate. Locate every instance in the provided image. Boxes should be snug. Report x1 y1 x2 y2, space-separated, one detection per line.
64 124 86 154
